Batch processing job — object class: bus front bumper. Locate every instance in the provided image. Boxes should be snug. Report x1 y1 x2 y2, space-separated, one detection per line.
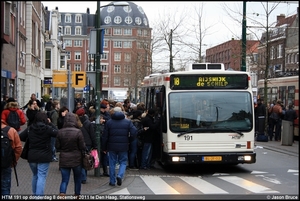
161 152 256 165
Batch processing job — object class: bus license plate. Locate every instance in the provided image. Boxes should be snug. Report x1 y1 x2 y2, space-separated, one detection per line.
203 156 222 161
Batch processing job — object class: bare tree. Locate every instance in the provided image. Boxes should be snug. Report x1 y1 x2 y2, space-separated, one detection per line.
151 5 189 72
122 36 152 102
178 3 217 64
221 2 289 135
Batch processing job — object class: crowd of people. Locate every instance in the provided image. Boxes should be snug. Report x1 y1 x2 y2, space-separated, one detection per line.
1 93 161 196
254 98 298 141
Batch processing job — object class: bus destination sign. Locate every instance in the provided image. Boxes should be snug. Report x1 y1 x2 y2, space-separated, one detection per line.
170 74 249 90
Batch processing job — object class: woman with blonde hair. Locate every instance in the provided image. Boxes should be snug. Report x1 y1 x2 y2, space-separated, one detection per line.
114 102 125 112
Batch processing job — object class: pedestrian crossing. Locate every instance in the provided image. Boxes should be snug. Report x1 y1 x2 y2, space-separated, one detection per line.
109 175 280 195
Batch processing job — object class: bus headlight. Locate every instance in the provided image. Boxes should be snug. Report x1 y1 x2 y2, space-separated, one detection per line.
238 156 251 161
172 157 186 162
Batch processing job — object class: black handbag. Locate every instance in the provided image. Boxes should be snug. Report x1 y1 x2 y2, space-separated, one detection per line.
82 150 95 171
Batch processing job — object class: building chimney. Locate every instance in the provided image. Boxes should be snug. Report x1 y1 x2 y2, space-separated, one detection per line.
277 14 285 23
87 8 90 14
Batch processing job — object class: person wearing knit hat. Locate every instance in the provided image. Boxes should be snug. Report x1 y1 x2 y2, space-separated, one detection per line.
76 106 97 184
75 108 85 116
100 104 107 109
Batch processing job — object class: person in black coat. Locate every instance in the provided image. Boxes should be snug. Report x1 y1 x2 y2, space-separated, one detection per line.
45 97 53 111
140 108 160 170
284 103 298 122
57 106 69 129
129 110 146 169
19 112 58 196
254 98 266 134
26 100 40 126
21 93 42 109
75 108 97 184
99 103 111 176
284 103 298 142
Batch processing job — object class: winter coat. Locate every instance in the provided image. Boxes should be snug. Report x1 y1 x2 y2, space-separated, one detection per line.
57 116 65 129
1 119 23 166
26 107 40 126
131 118 144 136
141 114 160 143
55 112 86 168
284 108 298 122
19 121 58 163
102 111 137 152
79 115 97 149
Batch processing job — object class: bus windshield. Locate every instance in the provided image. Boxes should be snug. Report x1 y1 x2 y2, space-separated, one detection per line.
169 91 253 132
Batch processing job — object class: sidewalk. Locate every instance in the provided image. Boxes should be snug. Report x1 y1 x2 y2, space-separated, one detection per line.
255 138 299 157
10 125 298 195
11 125 110 195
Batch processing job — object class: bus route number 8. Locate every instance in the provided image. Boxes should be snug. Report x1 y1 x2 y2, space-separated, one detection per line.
174 77 180 86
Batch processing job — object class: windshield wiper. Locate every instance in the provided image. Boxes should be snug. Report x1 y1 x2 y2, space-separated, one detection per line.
177 128 204 137
223 127 244 136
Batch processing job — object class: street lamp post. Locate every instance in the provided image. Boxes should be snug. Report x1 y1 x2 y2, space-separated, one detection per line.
241 1 247 72
94 1 101 177
94 1 129 177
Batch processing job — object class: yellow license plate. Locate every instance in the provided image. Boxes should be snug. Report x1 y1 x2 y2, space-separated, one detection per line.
203 156 222 161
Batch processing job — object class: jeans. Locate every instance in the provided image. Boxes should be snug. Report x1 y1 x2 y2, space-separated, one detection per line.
59 165 82 195
29 162 50 195
268 118 282 140
1 167 12 195
51 137 57 159
140 143 152 169
81 168 87 182
108 151 128 184
128 138 138 167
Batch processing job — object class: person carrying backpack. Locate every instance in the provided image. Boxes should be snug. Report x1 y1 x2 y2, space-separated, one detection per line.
1 119 23 195
1 98 27 132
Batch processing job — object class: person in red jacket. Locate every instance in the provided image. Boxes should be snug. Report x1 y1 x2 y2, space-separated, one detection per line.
1 119 23 195
1 98 27 132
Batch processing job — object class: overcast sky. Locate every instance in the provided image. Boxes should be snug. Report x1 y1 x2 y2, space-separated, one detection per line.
42 1 298 69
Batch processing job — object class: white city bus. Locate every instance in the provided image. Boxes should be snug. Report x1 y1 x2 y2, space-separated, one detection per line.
140 63 256 166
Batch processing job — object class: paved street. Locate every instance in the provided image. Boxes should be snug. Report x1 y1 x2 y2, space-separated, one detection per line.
9 125 298 196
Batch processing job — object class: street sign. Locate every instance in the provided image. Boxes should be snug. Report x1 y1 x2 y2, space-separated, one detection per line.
72 72 86 88
52 71 86 88
52 70 67 87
